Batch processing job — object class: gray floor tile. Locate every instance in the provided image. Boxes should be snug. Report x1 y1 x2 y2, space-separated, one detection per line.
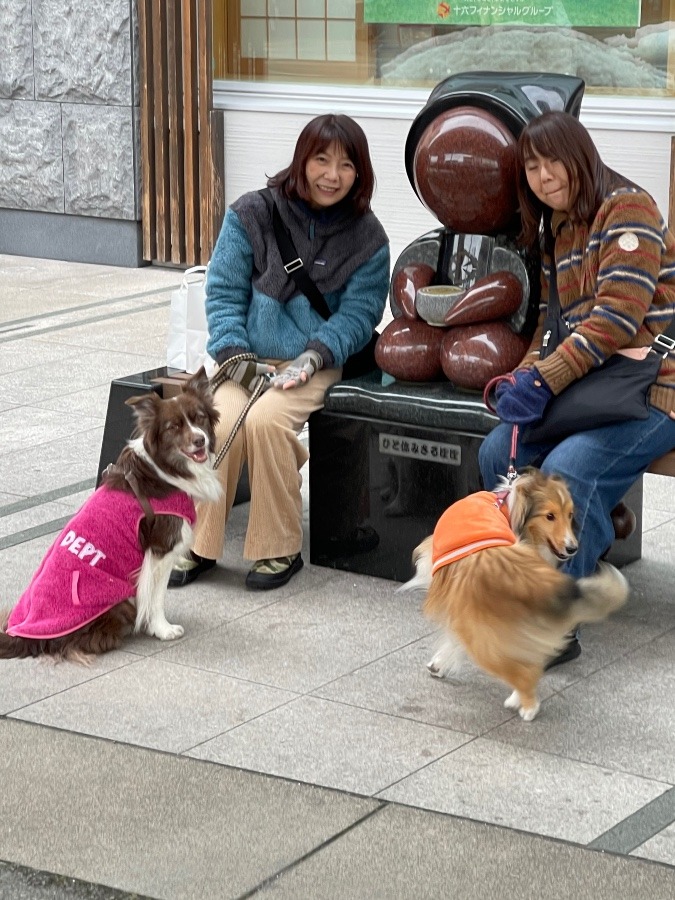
11 656 298 753
0 338 86 376
40 307 171 359
643 508 675 532
0 652 136 715
188 694 470 795
379 738 669 844
0 495 88 540
615 556 675 630
0 405 103 458
633 823 675 866
644 473 675 513
489 629 675 783
33 382 113 419
0 719 378 900
313 633 553 733
1 533 60 601
540 611 673 690
0 351 163 405
0 431 102 496
159 573 432 693
261 802 675 900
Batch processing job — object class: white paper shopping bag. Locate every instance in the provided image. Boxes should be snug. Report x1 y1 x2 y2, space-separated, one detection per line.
166 266 216 375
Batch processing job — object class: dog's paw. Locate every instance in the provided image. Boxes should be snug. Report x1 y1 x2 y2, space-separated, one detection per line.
519 702 540 722
150 621 184 641
427 658 444 678
504 690 520 710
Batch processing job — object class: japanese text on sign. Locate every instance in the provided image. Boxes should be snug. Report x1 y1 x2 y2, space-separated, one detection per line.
379 433 461 465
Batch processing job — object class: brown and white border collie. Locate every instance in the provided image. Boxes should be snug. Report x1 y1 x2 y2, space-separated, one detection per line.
0 368 221 662
401 469 629 721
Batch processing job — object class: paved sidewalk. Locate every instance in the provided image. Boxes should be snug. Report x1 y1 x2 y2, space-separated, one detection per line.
1 253 675 899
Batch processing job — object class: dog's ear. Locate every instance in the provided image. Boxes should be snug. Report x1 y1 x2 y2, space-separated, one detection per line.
125 392 162 414
125 392 162 432
184 367 210 397
508 471 536 536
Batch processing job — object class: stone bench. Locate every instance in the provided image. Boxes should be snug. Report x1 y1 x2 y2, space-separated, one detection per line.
308 373 671 583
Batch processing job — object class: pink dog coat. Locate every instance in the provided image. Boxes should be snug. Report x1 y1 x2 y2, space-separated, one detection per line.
7 485 196 639
431 491 516 575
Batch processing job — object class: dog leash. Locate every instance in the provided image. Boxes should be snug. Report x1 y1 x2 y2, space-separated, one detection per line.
104 464 156 525
208 352 269 470
483 373 519 484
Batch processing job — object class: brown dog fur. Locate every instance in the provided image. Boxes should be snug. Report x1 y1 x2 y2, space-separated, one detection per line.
406 470 628 720
0 369 221 663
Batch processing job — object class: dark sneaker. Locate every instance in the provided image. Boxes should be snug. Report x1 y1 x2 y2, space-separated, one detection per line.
610 502 637 541
545 636 581 670
168 552 216 588
245 553 303 590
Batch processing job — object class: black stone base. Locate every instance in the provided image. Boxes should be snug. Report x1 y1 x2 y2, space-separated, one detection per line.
309 409 487 583
308 373 644 582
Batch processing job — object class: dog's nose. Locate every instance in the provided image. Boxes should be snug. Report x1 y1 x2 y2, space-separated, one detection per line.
565 543 578 557
193 434 205 448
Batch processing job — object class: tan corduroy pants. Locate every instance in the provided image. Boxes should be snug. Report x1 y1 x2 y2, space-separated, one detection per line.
192 359 342 563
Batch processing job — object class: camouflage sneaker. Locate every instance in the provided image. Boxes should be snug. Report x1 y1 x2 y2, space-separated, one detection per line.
245 554 303 590
168 552 216 588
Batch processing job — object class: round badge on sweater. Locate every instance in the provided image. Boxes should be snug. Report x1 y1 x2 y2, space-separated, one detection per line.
618 232 639 251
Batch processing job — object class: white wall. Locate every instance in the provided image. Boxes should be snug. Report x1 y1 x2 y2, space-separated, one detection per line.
217 87 674 268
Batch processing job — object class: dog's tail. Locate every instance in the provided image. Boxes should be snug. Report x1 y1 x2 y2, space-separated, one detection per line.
0 602 136 663
569 563 629 624
0 610 42 659
397 535 433 594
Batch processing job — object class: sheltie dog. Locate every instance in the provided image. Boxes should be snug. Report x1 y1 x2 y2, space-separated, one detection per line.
0 368 221 662
401 469 628 721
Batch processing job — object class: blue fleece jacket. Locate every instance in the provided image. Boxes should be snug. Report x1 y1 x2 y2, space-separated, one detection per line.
205 188 390 369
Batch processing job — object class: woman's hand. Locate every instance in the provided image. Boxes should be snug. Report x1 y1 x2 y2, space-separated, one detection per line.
270 351 323 390
224 358 276 392
495 367 553 425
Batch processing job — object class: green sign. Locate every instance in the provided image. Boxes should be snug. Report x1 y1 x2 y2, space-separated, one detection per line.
364 1 641 27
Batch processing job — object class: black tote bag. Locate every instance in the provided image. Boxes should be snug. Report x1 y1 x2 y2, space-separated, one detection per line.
521 232 663 444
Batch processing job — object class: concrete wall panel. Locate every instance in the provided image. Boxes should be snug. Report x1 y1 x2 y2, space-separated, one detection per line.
0 0 34 99
33 0 132 104
63 104 136 219
0 101 64 213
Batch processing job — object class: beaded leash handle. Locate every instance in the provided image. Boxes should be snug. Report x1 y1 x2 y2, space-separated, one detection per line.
209 353 270 470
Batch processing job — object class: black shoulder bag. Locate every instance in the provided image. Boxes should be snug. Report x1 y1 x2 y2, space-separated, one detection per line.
260 188 380 380
521 230 669 444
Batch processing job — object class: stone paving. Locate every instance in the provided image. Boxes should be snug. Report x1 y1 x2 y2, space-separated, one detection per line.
1 253 675 898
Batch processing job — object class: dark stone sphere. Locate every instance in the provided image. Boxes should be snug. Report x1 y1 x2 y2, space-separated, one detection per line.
413 106 518 233
392 263 436 320
375 319 445 382
440 322 529 390
443 271 523 327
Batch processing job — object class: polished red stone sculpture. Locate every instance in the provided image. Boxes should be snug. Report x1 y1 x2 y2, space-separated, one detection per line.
393 263 436 320
375 319 445 382
440 322 529 390
413 106 518 233
442 271 522 326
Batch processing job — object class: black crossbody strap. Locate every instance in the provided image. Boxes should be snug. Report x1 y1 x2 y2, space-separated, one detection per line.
260 188 331 321
544 222 560 317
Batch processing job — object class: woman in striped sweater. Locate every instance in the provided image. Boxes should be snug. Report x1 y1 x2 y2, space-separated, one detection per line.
479 111 675 665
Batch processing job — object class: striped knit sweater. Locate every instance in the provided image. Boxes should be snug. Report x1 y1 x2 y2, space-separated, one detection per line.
521 187 675 417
